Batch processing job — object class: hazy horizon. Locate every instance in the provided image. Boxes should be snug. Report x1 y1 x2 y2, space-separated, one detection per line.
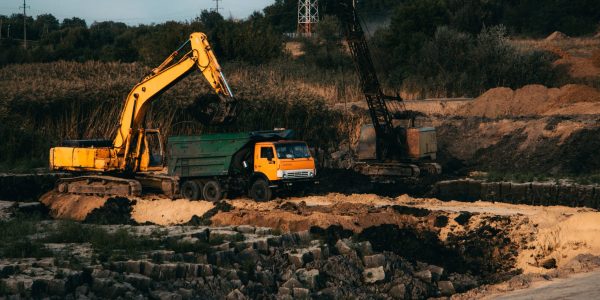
0 0 275 25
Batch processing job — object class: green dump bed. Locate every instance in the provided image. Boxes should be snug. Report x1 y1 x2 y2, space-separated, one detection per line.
167 132 250 177
167 130 294 178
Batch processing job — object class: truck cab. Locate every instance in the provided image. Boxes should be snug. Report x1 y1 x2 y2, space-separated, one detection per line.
254 141 316 180
250 140 316 201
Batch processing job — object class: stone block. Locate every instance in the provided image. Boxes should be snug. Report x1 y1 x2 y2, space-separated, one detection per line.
46 279 66 296
414 270 432 283
481 182 500 202
335 239 354 256
427 265 444 281
282 278 303 289
356 241 373 256
208 249 234 265
236 225 256 234
267 236 282 247
295 230 312 244
278 287 291 296
288 253 305 268
124 274 152 292
530 183 558 206
255 227 273 235
308 246 322 261
190 229 209 242
296 268 319 289
362 266 385 283
124 260 141 274
389 284 406 299
363 254 386 268
226 288 247 300
253 239 269 253
293 287 310 299
557 185 578 207
141 261 156 278
158 264 178 280
438 281 456 296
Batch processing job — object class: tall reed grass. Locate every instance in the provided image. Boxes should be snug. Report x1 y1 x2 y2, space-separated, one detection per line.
0 61 369 170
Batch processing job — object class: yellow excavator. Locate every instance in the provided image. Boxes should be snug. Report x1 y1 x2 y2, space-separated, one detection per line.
49 32 237 197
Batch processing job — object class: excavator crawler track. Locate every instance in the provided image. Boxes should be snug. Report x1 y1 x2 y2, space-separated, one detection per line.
56 176 142 197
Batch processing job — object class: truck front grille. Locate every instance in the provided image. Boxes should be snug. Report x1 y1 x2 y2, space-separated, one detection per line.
283 170 314 179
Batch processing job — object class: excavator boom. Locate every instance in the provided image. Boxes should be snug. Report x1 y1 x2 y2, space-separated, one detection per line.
114 32 236 152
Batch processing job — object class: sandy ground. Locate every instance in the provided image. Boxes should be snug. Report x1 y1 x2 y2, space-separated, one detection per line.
39 192 215 226
490 270 600 300
38 191 600 298
40 191 600 274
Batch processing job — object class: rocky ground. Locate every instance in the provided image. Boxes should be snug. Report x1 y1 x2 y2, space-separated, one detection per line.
3 192 600 299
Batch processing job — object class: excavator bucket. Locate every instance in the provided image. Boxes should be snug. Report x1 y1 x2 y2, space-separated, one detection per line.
195 95 238 125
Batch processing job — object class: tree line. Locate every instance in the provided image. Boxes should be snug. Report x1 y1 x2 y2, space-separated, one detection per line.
0 11 283 66
0 0 598 97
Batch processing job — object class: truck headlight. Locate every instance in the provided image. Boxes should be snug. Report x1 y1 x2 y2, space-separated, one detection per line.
277 170 284 178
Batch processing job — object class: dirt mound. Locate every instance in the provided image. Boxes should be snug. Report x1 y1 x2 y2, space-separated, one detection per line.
546 31 569 41
84 197 136 225
40 191 215 225
437 116 600 174
459 84 600 117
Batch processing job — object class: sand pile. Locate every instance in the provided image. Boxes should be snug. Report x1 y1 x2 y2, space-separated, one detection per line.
546 31 569 41
40 191 215 225
459 84 600 117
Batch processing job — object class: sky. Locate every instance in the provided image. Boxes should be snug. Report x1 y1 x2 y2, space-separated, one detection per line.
0 0 275 25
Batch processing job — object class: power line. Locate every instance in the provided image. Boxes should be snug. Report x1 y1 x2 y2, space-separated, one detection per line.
19 0 29 48
212 0 222 13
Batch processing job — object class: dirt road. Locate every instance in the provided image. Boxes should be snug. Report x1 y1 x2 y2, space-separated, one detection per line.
491 270 600 300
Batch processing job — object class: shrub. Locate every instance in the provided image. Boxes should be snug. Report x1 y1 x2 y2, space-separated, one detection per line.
0 215 51 258
2 240 51 258
404 25 569 97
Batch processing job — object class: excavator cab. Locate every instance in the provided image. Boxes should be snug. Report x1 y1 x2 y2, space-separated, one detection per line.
139 129 165 171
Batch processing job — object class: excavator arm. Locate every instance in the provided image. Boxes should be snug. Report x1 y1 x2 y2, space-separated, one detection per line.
112 32 237 168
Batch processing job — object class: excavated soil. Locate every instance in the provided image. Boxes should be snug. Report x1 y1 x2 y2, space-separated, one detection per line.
457 84 600 118
40 192 215 225
39 192 600 277
435 115 600 174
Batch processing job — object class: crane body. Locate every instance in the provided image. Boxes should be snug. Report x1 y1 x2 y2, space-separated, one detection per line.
334 0 441 178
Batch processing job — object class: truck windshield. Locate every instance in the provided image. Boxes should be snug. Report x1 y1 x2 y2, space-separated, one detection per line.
275 143 311 159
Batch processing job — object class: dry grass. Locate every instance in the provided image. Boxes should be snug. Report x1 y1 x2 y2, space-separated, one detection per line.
0 61 369 168
510 37 600 79
511 38 600 57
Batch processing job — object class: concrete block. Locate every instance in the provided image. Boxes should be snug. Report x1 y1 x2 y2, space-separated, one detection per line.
438 281 456 296
363 254 386 268
362 266 385 283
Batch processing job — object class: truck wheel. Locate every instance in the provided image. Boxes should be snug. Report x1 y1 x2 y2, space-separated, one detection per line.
203 180 223 202
250 179 272 202
181 180 201 200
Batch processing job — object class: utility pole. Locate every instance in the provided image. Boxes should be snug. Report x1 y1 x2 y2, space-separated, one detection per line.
20 0 30 48
212 0 222 13
0 19 3 39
